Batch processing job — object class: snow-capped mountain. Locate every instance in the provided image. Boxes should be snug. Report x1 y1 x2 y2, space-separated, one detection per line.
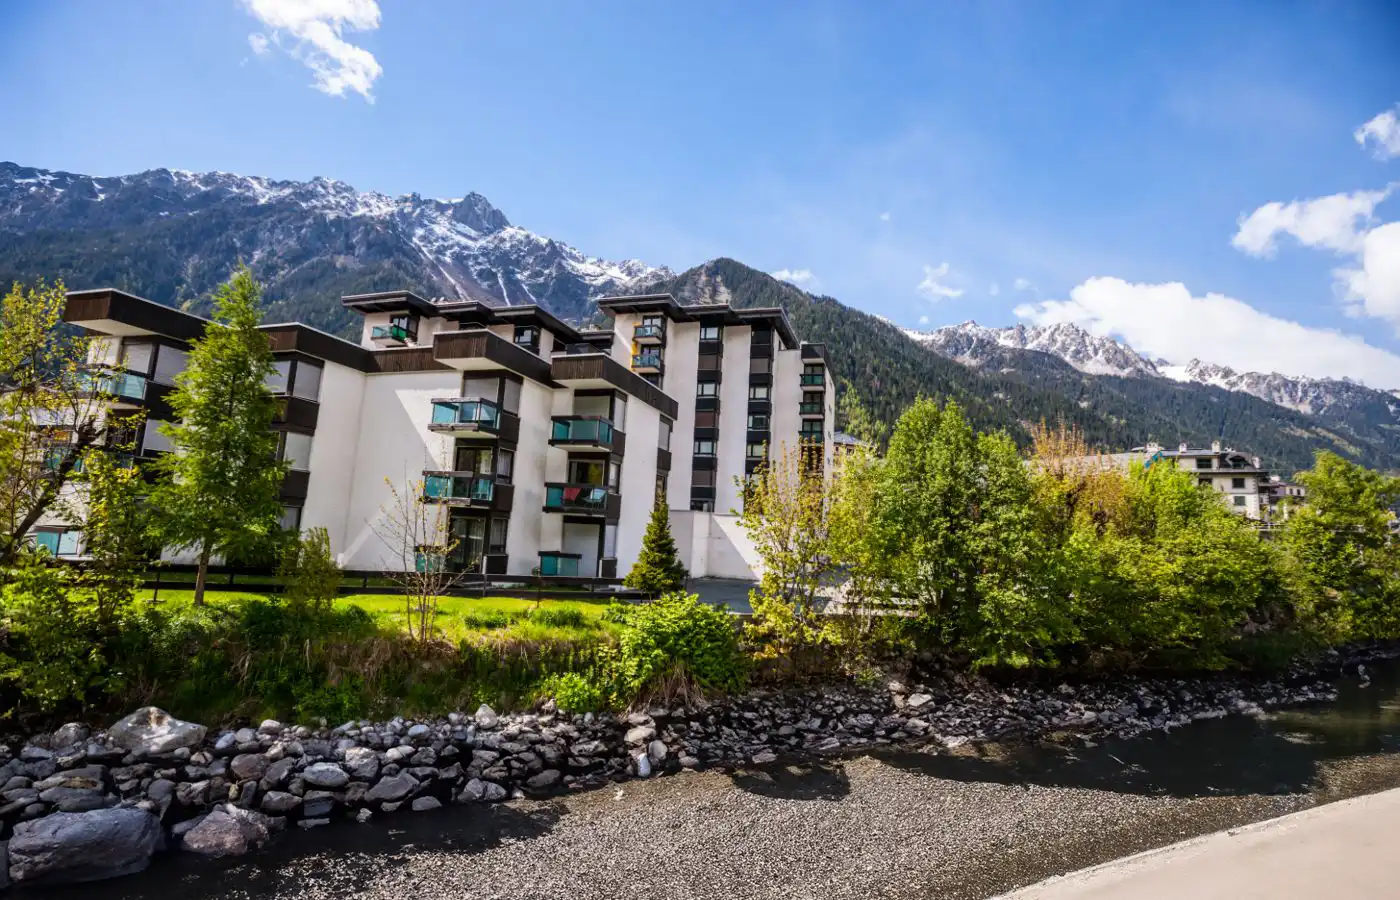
0 162 669 327
1161 359 1400 421
907 321 1162 377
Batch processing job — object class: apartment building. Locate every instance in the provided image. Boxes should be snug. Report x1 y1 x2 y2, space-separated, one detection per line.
1136 440 1271 520
58 287 835 581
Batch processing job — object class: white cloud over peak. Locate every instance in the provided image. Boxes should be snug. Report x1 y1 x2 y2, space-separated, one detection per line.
1015 276 1400 388
917 262 963 300
918 315 930 326
772 268 819 291
1338 222 1400 329
241 0 383 102
1231 187 1392 257
1356 105 1400 160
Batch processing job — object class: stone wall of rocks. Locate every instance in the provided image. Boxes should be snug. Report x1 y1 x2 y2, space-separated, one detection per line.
0 667 1348 888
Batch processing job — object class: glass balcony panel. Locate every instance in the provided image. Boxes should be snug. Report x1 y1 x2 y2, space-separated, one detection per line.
800 374 826 386
551 417 613 444
632 352 663 368
539 554 580 577
432 399 501 429
544 483 610 512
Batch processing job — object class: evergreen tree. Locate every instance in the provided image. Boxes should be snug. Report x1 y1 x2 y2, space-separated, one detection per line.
150 268 285 605
624 494 687 597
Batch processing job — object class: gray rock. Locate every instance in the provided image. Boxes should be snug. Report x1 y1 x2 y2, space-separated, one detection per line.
20 746 53 762
459 778 507 803
8 808 162 885
257 719 283 735
262 757 296 788
38 787 107 813
570 740 606 756
298 818 330 829
905 694 933 710
647 740 669 764
107 708 207 757
365 772 418 804
475 705 499 729
147 778 176 803
751 750 779 765
410 796 442 812
230 753 269 781
301 763 350 790
181 805 273 858
679 755 701 769
51 723 90 748
260 791 300 814
343 746 379 781
0 839 8 891
525 769 562 791
625 725 656 745
301 794 336 818
355 808 373 824
407 724 431 739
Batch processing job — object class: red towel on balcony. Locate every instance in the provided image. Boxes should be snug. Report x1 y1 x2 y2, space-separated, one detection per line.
563 487 581 502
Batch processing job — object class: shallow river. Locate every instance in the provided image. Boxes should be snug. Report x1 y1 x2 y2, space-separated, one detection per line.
25 666 1400 900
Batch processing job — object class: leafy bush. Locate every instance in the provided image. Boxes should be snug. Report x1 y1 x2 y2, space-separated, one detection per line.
542 671 607 712
609 592 743 706
462 608 516 631
0 559 108 715
277 526 341 613
524 606 590 630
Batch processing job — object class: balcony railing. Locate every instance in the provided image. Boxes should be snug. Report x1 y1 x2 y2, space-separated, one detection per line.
371 324 412 344
543 483 616 516
82 372 147 402
430 398 503 433
800 373 826 386
632 323 665 343
799 401 824 416
631 352 663 371
538 553 581 577
423 473 495 504
550 416 617 450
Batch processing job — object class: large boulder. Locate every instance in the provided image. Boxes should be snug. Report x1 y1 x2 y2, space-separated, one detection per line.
301 763 349 790
8 808 162 885
365 772 418 804
180 804 273 858
343 746 379 781
107 708 207 757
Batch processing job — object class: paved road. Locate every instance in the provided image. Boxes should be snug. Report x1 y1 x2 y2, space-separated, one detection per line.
998 786 1400 899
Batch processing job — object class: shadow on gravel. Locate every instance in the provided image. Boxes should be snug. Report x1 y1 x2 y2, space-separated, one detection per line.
22 802 565 900
730 760 851 801
876 672 1400 800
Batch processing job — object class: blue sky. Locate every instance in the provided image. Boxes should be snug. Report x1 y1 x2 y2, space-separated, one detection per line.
3 1 1400 384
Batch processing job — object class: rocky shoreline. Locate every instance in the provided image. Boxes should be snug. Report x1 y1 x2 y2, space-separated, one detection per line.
0 652 1379 889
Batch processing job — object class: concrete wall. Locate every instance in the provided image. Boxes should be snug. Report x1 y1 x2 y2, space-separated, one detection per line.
714 326 751 514
301 360 366 552
665 321 700 504
670 510 761 580
617 398 662 573
507 378 557 574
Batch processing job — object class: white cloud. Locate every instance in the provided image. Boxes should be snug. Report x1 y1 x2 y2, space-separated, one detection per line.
878 211 891 222
248 32 271 55
989 283 1000 297
1337 222 1400 329
1356 105 1400 160
1231 187 1392 257
1013 277 1034 292
917 262 963 300
1015 276 1400 388
241 0 383 102
918 315 930 326
772 268 819 291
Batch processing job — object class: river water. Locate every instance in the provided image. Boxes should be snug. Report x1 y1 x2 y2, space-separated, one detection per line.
24 666 1400 900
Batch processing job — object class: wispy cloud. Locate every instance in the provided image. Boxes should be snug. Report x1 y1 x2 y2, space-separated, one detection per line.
241 0 383 102
1013 277 1034 292
878 211 891 222
1016 276 1400 388
772 268 820 291
1356 105 1400 160
1232 187 1392 257
917 262 963 300
918 315 930 326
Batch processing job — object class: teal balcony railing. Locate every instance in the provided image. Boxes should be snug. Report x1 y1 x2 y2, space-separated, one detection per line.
430 398 502 430
631 352 663 369
550 416 614 447
543 483 612 514
41 446 82 474
82 372 147 401
538 553 580 577
798 401 824 415
371 324 412 343
423 473 494 503
632 323 665 341
799 373 826 386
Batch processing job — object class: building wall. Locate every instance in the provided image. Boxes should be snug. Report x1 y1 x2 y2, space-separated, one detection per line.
617 399 662 571
301 360 366 552
670 510 760 581
771 348 802 470
714 325 752 514
507 378 558 574
665 321 701 504
336 370 459 569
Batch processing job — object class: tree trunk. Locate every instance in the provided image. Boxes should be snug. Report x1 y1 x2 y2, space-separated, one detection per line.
194 543 212 607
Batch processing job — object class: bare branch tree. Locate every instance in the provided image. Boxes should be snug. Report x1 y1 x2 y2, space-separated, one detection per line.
372 471 467 643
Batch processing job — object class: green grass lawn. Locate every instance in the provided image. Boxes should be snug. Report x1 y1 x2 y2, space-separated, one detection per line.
134 589 619 643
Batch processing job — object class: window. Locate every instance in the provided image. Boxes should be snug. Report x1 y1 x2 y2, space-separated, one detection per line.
266 359 292 394
746 443 767 459
1232 477 1246 490
1195 458 1212 470
32 528 80 557
748 385 770 400
464 375 500 403
698 354 721 371
501 378 521 413
799 423 823 438
608 460 621 490
142 420 173 455
1198 478 1211 488
747 414 769 431
389 314 418 341
496 448 514 483
292 362 323 401
700 325 721 341
642 315 664 328
697 382 718 398
656 473 668 498
603 523 618 559
279 506 302 532
1233 496 1247 508
749 357 772 375
694 440 716 456
694 410 717 428
568 459 606 485
455 445 493 475
489 517 509 554
151 346 188 386
751 328 772 345
692 468 716 487
513 326 539 348
659 419 672 451
120 341 155 376
690 500 714 512
281 432 313 471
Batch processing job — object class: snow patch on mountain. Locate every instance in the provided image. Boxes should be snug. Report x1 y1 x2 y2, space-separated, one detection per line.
907 321 1162 377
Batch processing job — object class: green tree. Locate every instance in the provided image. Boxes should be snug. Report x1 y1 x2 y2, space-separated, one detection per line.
150 268 286 605
1281 451 1400 641
623 493 687 597
69 415 152 630
278 526 342 614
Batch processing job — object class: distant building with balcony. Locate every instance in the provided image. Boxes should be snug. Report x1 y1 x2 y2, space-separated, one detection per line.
60 287 835 583
1132 440 1274 521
